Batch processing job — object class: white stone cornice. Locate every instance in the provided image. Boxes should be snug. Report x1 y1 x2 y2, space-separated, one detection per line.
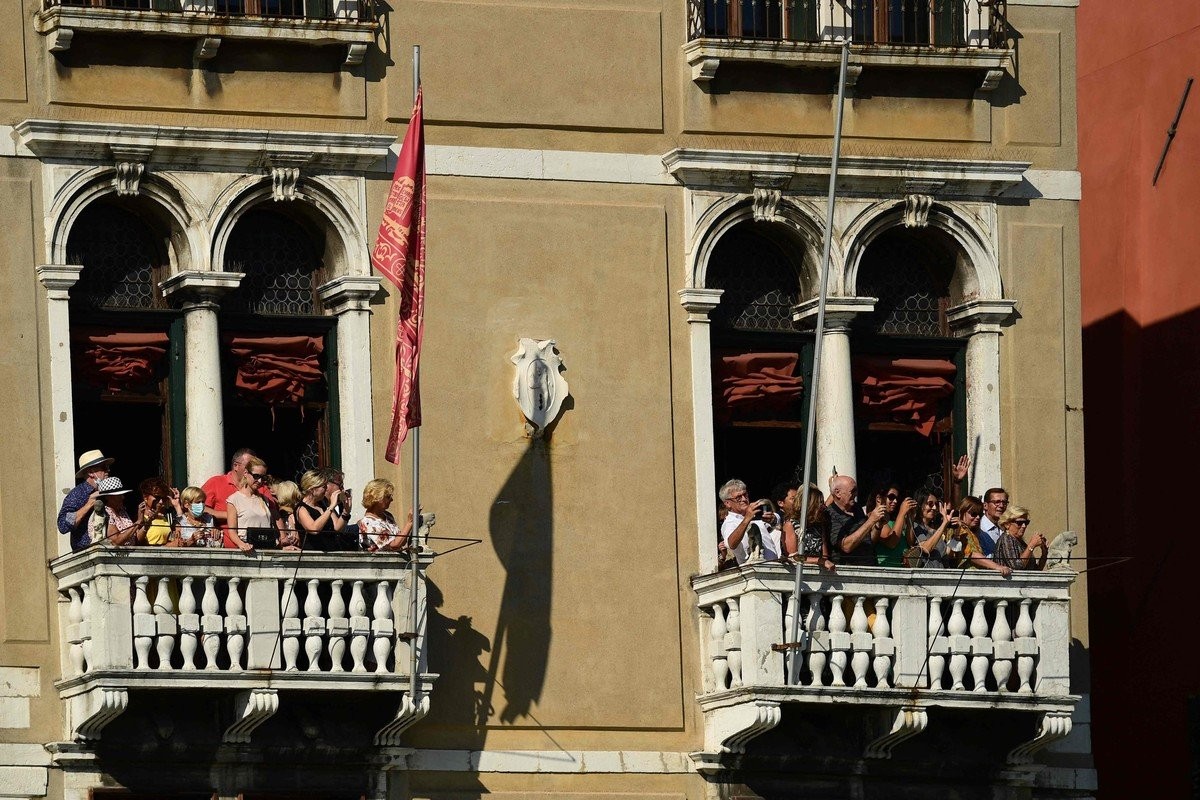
678 287 724 321
947 298 1016 334
36 264 84 300
160 270 245 302
317 275 382 314
663 149 1031 199
792 296 877 329
15 119 395 173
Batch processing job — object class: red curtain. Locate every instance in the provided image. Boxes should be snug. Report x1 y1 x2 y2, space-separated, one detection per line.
74 330 169 394
713 352 804 423
225 335 325 406
853 356 956 437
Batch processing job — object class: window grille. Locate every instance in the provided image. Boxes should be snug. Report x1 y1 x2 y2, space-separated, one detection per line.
857 230 953 337
223 209 324 317
707 226 801 333
67 202 162 312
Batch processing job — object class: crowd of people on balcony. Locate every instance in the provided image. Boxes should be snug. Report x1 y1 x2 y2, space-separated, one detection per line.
57 448 414 555
717 456 1050 575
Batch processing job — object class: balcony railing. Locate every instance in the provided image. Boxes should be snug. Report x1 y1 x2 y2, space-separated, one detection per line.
35 0 378 63
683 0 1012 87
691 563 1077 770
52 547 432 744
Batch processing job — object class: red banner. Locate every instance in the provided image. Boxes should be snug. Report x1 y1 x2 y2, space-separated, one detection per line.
372 89 427 463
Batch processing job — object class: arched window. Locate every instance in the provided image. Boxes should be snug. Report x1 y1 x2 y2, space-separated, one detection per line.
706 222 813 498
853 226 964 499
220 206 336 481
67 198 183 486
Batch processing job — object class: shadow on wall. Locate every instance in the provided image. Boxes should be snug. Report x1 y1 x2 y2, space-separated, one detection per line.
1083 307 1200 799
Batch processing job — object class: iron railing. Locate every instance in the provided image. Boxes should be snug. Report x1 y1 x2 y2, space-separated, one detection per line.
687 0 1007 49
43 0 375 23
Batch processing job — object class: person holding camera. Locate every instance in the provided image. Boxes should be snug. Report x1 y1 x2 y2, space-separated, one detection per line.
717 479 782 565
295 469 349 552
136 477 176 546
828 475 886 566
993 505 1047 571
225 457 275 553
909 498 956 568
58 449 115 551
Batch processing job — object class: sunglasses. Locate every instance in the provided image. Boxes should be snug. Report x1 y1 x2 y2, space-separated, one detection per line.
1011 519 1030 527
885 493 899 500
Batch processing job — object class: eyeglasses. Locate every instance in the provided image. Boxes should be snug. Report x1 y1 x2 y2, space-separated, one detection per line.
729 492 749 501
886 493 899 500
250 472 268 481
1012 519 1030 527
987 498 1009 506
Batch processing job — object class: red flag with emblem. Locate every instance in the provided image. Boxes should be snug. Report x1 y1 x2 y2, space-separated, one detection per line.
372 88 426 463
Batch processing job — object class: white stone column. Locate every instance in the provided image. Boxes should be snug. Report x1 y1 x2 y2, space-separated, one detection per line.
680 288 724 575
161 271 244 487
37 265 84 558
794 297 875 488
948 299 1015 495
317 276 382 498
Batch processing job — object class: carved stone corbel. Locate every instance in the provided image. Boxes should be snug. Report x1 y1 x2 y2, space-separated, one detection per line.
864 704 928 759
902 194 933 228
73 687 129 742
845 64 864 91
981 67 1006 92
691 56 721 84
375 690 430 746
1007 710 1072 765
222 688 279 744
110 145 153 197
270 167 300 202
49 28 74 52
345 42 369 66
194 36 221 61
691 698 781 773
752 187 783 223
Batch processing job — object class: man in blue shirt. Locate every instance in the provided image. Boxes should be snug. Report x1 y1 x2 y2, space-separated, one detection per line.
57 450 115 551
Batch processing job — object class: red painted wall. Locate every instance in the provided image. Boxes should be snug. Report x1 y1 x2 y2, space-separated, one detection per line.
1079 4 1200 797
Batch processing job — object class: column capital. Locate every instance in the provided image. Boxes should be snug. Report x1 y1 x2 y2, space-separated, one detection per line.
792 296 876 332
160 270 245 305
37 264 84 300
678 287 724 322
947 298 1016 336
317 275 382 314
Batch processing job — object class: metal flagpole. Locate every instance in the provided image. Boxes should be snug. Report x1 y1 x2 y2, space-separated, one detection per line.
786 38 851 687
408 42 422 705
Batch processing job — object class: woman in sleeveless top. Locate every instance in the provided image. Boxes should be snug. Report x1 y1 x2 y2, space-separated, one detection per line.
226 456 274 553
358 478 414 553
295 469 347 552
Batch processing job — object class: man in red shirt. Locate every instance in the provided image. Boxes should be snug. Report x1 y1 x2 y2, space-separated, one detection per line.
203 448 272 526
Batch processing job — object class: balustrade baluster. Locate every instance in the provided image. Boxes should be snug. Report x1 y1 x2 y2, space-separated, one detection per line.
710 602 729 691
725 598 743 688
225 577 246 671
1015 598 1036 693
201 576 222 670
849 596 871 688
991 599 1014 692
67 588 84 676
947 598 969 690
349 580 369 673
783 593 796 683
80 582 93 671
927 597 946 689
372 580 394 674
178 577 199 670
872 597 892 688
326 579 348 672
133 575 154 670
282 579 301 671
828 594 848 687
303 579 325 671
969 598 990 692
153 577 177 671
805 592 827 687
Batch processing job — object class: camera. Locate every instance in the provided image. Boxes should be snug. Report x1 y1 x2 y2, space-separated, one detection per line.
753 500 773 520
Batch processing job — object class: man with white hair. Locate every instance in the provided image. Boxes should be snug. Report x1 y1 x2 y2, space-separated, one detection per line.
718 479 781 564
828 474 887 566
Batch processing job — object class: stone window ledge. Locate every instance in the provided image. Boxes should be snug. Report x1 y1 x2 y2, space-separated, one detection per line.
684 38 1014 92
35 5 377 65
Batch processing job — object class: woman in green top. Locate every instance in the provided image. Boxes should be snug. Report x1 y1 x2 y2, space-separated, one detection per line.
873 485 915 567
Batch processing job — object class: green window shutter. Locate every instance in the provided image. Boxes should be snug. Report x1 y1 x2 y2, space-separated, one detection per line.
933 0 964 46
789 0 818 40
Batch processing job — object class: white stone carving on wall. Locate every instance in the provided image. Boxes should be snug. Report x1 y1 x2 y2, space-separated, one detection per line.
510 338 569 436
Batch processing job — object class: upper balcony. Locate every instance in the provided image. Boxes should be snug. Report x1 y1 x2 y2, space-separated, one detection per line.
684 0 1014 91
34 0 378 65
691 563 1077 771
52 547 432 746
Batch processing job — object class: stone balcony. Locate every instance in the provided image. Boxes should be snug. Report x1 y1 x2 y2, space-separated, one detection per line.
51 547 433 746
691 563 1077 772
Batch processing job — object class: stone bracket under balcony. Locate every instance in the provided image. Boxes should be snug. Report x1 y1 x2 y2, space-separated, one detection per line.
683 39 1014 92
34 5 377 66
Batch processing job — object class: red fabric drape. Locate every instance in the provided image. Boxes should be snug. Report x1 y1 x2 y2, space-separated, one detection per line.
853 356 956 437
75 330 169 393
225 335 324 406
713 352 804 423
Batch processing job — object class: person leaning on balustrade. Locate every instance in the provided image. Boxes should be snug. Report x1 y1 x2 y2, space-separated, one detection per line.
87 476 145 547
137 477 176 547
993 505 1047 571
717 478 782 564
225 457 275 553
295 469 348 552
828 475 885 566
175 486 216 547
358 478 414 553
271 479 302 551
782 484 836 571
58 449 115 552
874 484 914 567
907 497 956 568
944 496 1012 577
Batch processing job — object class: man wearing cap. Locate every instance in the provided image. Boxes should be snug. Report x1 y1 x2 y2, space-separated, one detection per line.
57 450 114 552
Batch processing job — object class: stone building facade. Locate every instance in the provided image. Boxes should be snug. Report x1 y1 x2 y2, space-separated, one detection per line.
0 0 1092 797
